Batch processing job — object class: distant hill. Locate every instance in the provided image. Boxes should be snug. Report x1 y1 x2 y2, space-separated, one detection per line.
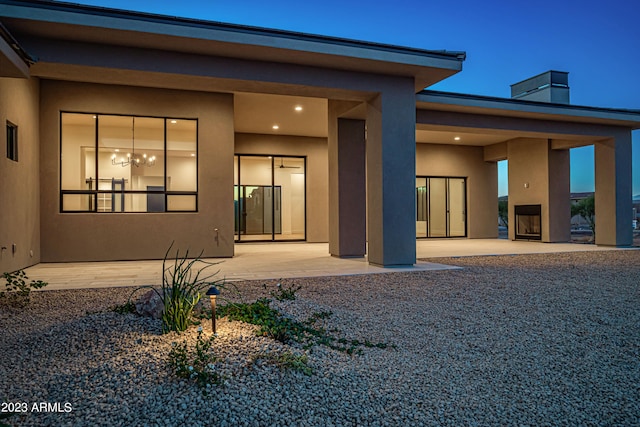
634 194 640 202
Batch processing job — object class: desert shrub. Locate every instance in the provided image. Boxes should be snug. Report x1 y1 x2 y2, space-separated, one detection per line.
0 270 47 306
168 327 223 392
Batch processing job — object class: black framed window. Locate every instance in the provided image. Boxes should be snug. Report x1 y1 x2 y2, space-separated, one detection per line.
60 113 198 213
6 121 18 161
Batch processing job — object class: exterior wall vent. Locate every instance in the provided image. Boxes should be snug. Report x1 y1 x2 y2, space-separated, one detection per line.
510 70 570 104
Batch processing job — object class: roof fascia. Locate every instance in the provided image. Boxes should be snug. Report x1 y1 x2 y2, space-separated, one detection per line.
0 0 465 73
417 90 640 129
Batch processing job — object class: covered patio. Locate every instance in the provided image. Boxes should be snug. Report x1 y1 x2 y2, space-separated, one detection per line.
25 240 627 291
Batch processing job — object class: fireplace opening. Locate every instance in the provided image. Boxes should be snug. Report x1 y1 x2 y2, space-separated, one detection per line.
515 204 541 240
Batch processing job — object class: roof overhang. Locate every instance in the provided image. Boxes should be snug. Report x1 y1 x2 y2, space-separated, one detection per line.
417 90 640 128
0 21 32 77
0 0 465 91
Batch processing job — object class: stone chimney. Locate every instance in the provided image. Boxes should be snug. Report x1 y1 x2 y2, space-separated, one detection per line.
510 70 569 104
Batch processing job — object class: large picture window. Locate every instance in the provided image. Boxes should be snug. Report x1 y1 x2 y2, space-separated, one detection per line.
60 113 197 212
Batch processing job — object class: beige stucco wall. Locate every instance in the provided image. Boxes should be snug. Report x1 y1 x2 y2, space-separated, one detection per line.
507 137 570 242
234 133 328 243
40 80 235 262
594 132 633 246
416 143 498 238
0 77 40 272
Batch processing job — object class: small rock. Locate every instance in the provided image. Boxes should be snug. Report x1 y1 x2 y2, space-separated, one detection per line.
135 289 165 319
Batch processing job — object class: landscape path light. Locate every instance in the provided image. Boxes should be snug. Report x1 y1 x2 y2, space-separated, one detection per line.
206 286 221 334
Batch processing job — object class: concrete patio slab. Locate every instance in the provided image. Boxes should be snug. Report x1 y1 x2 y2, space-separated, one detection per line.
23 239 632 291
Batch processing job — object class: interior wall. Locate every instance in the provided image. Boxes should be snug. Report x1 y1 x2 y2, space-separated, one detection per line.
416 143 498 238
234 133 328 242
0 77 40 272
40 80 235 262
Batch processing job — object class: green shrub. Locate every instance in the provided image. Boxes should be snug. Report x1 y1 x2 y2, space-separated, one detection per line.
219 298 391 355
571 194 596 239
133 244 226 334
252 351 312 376
1 269 47 306
168 327 222 392
111 301 136 314
267 282 301 301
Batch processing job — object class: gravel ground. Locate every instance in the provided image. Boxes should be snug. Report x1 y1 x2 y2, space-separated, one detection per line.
1 250 639 426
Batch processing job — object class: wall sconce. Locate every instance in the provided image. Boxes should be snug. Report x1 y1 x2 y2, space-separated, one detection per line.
206 286 221 334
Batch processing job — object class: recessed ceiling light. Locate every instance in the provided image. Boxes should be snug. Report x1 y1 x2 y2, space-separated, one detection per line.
294 105 303 112
170 120 177 124
191 153 195 157
454 136 461 141
272 125 279 130
115 149 120 152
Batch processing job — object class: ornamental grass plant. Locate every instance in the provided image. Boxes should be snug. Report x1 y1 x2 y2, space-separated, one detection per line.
159 244 226 333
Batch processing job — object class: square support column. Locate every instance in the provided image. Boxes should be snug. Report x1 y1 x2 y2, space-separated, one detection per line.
328 103 366 257
366 79 416 266
507 138 570 242
595 132 633 246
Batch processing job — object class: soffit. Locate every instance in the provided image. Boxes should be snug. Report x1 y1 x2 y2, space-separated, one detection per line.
234 92 328 138
415 126 603 147
415 129 512 146
417 91 640 128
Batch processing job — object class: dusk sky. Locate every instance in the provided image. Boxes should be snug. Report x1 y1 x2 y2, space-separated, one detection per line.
65 0 640 197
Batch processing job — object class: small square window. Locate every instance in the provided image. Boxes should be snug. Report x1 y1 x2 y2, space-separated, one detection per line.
6 121 18 162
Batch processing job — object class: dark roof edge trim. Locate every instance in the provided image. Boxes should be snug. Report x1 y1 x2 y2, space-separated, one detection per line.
0 21 37 64
419 89 640 117
2 0 466 62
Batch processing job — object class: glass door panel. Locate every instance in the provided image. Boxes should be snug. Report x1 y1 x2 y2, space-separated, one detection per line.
416 177 427 238
235 155 306 242
274 157 305 241
238 156 273 241
428 178 447 237
417 176 467 238
448 178 466 237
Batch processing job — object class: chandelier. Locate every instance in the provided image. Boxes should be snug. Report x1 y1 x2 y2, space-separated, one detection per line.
111 117 156 167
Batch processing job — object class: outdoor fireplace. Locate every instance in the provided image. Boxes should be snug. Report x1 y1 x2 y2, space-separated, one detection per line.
515 204 541 240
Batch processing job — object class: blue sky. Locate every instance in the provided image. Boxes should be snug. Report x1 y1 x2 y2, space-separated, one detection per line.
65 0 640 197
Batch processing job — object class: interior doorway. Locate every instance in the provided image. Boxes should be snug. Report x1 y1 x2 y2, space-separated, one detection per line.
416 176 467 238
234 155 306 242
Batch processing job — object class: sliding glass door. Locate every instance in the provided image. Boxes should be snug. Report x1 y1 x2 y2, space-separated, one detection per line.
234 155 306 242
416 177 466 238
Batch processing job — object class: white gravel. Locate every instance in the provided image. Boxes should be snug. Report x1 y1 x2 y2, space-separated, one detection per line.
1 250 639 426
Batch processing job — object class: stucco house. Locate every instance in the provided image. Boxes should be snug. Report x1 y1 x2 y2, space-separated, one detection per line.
1 0 639 273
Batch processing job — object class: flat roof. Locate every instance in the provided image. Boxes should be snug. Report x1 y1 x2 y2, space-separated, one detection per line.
10 0 466 61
